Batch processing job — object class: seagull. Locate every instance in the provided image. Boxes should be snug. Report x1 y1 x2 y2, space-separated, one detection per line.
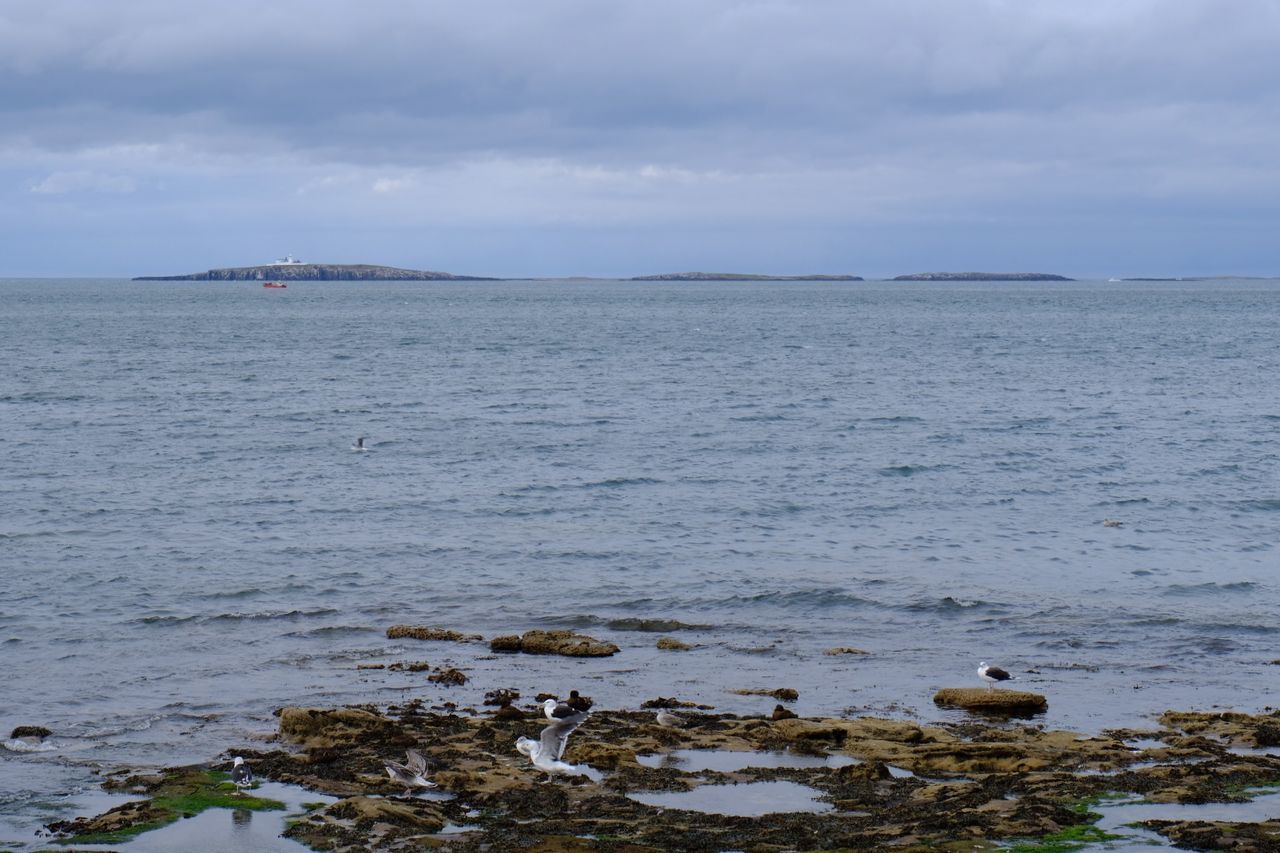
352 436 369 452
384 749 437 791
516 709 590 777
231 756 253 793
542 697 578 721
655 710 687 728
977 661 1015 691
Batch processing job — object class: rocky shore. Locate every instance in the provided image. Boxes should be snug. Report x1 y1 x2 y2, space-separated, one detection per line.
41 701 1280 851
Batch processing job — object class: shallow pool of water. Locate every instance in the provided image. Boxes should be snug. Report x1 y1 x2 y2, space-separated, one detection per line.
635 749 858 772
628 780 834 816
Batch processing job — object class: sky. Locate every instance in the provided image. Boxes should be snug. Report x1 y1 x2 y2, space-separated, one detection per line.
2 0 1278 278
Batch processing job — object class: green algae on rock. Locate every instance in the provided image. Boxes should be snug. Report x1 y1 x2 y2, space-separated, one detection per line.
44 767 284 845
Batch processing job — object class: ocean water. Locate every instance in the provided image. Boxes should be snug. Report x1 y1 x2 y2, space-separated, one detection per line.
2 278 1279 843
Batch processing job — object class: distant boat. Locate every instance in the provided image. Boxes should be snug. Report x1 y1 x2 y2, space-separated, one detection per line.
263 281 287 289
1107 277 1121 282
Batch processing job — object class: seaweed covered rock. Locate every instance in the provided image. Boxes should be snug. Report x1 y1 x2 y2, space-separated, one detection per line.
385 625 481 642
278 707 410 749
488 629 619 657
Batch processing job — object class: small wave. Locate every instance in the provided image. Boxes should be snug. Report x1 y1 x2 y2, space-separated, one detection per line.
581 477 662 489
1162 581 1259 596
206 608 340 623
877 464 938 477
904 596 991 614
730 413 789 422
2 738 58 753
282 625 380 639
130 608 339 626
606 617 708 632
1230 498 1280 512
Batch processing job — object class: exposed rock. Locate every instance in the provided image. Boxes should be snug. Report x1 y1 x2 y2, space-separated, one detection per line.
488 629 619 657
277 707 409 749
325 796 445 831
824 647 870 656
639 697 712 710
933 687 1048 716
386 661 430 672
656 636 692 651
483 689 521 706
492 705 526 721
9 725 51 739
385 625 481 642
428 667 468 686
1143 818 1280 850
733 687 800 702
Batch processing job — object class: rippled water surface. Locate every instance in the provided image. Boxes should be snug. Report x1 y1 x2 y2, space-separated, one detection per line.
3 278 1279 842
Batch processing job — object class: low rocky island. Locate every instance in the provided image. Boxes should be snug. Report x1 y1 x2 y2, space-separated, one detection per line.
133 264 495 281
892 272 1074 281
631 272 863 281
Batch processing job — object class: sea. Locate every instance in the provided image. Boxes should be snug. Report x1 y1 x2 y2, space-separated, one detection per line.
2 277 1278 844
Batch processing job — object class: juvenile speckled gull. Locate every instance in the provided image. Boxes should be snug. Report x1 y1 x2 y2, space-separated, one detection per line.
384 749 437 790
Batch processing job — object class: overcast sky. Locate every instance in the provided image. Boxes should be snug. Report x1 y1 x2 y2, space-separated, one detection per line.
3 0 1278 278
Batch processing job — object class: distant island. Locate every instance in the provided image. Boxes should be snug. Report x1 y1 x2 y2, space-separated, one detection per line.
892 272 1073 281
630 272 863 281
133 263 495 281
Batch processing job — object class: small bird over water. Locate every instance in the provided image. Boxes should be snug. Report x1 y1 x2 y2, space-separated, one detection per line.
384 749 437 791
977 661 1015 690
231 756 253 793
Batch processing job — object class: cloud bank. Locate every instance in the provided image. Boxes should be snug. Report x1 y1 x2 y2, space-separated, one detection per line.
3 0 1278 276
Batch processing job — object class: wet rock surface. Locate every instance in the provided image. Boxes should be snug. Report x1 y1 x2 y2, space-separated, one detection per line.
52 705 1280 851
933 686 1049 716
385 625 482 642
488 629 620 657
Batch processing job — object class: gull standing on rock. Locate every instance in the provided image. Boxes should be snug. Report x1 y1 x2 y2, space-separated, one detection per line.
978 661 1015 691
542 697 578 721
516 709 590 776
384 749 437 791
231 756 253 793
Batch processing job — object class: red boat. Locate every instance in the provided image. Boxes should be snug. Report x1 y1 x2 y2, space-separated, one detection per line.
263 281 287 288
